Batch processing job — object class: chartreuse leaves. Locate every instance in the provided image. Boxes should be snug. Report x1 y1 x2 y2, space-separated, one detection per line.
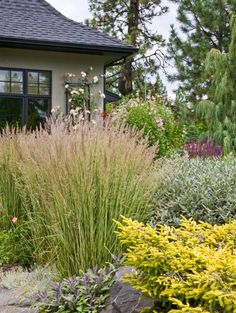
115 217 236 313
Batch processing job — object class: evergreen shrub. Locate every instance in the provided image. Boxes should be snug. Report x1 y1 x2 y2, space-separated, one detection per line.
115 216 236 313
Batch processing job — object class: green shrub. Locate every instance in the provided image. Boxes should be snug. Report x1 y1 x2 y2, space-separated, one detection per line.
151 155 236 226
0 121 157 276
0 226 31 266
112 97 185 157
115 216 236 313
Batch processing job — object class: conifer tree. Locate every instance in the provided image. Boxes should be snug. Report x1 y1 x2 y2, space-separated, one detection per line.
197 14 236 153
168 0 236 103
87 0 168 96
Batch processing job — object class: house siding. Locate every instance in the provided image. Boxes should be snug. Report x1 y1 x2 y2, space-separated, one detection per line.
0 47 106 113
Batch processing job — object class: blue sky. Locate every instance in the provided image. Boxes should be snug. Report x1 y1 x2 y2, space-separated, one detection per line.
47 0 178 96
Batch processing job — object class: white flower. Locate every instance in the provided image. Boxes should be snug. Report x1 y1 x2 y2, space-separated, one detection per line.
65 84 69 89
70 109 75 115
81 71 87 78
91 119 96 125
51 108 56 113
99 91 106 99
78 88 85 94
73 125 79 130
90 66 93 71
69 99 72 103
93 76 99 83
67 73 76 78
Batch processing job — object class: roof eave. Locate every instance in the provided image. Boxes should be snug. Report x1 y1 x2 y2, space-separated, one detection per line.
0 37 138 56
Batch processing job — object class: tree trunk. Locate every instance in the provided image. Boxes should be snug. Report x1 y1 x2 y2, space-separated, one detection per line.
119 0 139 96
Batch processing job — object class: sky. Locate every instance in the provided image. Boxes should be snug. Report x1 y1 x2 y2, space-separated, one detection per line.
47 0 179 96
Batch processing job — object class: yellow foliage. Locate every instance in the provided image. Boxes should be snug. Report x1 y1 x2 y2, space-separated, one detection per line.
115 217 236 313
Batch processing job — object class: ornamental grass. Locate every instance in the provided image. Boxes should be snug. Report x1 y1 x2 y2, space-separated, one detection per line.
0 120 158 276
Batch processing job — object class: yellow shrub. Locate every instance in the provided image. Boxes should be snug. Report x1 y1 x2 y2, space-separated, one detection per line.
115 217 236 313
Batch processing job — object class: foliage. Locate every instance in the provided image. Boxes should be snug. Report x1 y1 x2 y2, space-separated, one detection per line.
64 69 104 117
172 91 207 142
197 14 236 153
112 96 185 157
36 264 116 313
151 155 236 226
0 120 157 276
115 216 236 313
87 0 167 95
0 140 24 231
184 140 222 158
0 226 31 266
168 0 236 103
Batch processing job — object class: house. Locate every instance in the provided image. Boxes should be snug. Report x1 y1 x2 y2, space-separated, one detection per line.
0 0 136 128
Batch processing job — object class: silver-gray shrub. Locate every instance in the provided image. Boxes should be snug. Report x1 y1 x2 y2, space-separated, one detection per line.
151 155 236 226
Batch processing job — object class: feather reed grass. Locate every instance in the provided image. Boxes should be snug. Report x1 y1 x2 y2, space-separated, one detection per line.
0 120 158 276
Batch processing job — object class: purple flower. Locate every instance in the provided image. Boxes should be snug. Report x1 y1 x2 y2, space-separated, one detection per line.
184 139 222 158
156 118 164 128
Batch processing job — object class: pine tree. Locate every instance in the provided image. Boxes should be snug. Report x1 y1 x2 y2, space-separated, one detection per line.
168 0 236 103
87 0 168 96
197 14 236 153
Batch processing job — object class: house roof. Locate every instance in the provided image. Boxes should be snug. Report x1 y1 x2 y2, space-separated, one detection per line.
0 0 137 56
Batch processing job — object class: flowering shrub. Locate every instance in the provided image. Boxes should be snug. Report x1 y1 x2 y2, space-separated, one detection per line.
115 216 236 313
184 139 222 158
64 68 105 117
112 96 185 157
151 155 236 226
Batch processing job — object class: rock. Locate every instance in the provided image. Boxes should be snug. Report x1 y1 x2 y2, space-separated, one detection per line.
102 267 153 313
0 288 34 313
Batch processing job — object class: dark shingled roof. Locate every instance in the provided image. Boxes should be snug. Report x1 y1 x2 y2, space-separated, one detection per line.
0 0 137 54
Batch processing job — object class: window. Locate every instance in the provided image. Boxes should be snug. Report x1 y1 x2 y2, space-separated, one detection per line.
0 68 51 129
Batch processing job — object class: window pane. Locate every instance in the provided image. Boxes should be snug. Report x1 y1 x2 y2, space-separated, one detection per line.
11 71 23 82
28 98 49 129
11 83 23 94
39 85 49 95
0 82 10 93
28 72 38 83
0 97 23 129
0 70 10 82
39 72 49 84
28 84 38 94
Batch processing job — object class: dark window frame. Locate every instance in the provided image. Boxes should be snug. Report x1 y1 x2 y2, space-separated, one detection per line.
0 67 52 126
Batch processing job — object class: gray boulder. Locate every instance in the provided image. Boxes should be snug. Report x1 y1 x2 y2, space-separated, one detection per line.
102 267 153 313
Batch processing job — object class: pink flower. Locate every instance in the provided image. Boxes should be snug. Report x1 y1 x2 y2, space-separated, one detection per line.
11 216 17 224
156 118 164 128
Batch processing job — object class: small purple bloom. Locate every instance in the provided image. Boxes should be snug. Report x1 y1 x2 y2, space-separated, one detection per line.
156 118 164 128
